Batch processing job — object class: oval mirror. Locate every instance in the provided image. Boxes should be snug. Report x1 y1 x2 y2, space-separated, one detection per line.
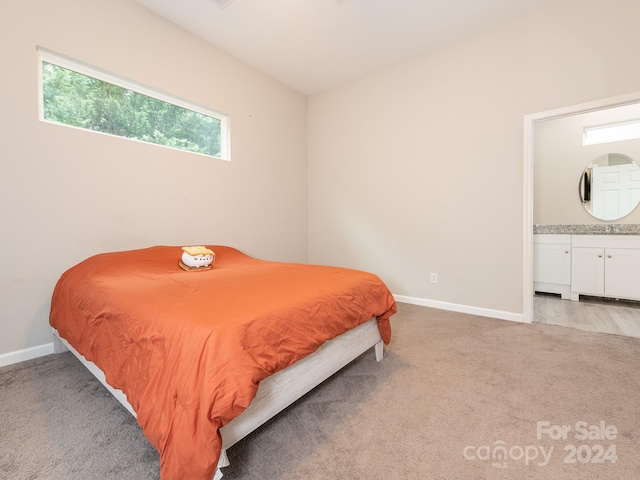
579 153 640 220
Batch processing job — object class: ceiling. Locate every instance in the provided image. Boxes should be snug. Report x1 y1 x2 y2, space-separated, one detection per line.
135 0 557 95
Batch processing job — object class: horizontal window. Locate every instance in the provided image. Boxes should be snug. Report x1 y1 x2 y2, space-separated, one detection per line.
38 48 229 160
583 119 640 146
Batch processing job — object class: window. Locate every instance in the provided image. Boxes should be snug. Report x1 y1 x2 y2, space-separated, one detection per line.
38 48 230 160
583 119 640 146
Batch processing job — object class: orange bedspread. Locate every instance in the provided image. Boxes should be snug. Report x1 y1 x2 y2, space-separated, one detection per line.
49 246 396 480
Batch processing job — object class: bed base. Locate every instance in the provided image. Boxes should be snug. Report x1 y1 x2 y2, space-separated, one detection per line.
52 317 384 479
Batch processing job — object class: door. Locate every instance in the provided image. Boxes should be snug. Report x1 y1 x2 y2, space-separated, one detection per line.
571 247 605 296
605 248 640 300
592 163 640 219
533 243 571 285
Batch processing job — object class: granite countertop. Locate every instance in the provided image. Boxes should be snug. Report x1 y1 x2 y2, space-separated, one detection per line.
533 224 640 235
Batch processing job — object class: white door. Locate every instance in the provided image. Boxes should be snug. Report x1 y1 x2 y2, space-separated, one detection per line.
592 163 640 219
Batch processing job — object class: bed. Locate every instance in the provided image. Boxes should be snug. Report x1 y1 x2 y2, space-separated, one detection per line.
49 245 396 480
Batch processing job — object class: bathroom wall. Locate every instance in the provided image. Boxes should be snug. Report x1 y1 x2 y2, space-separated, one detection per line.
534 103 640 225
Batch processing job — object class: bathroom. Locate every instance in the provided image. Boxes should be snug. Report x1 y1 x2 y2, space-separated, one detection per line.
533 101 640 337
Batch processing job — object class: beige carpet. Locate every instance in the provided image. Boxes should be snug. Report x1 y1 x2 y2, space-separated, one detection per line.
223 302 640 479
2 302 640 479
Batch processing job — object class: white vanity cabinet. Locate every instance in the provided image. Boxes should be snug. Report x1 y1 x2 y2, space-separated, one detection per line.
533 234 571 299
570 235 640 301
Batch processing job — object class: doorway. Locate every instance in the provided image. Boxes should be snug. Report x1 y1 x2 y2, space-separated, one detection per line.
523 91 640 336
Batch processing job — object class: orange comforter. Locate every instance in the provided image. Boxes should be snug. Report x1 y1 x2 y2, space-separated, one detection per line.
49 246 396 480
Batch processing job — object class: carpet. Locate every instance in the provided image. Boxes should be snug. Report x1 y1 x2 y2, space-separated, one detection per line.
2 302 639 479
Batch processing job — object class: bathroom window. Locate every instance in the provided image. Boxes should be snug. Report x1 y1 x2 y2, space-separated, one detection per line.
38 48 230 159
583 119 640 146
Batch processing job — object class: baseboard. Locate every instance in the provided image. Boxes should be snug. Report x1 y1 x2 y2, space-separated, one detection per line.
394 295 524 323
0 342 55 368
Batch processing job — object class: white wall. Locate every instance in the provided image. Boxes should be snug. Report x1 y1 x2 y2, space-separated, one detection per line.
0 0 307 359
535 103 640 224
307 0 640 315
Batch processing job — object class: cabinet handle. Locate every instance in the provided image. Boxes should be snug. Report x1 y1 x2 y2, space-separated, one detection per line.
598 254 603 258
564 250 569 254
608 255 612 258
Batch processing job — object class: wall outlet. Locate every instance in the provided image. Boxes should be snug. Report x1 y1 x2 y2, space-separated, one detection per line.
430 272 438 284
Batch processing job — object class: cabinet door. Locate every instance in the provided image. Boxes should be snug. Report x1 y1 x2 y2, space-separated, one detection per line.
571 247 605 295
605 248 640 300
533 244 571 284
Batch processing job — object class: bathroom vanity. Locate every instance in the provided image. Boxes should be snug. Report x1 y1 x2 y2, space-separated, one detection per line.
534 152 640 303
534 226 640 302
571 234 640 302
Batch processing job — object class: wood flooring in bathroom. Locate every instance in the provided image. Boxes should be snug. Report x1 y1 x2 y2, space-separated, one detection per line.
533 293 640 339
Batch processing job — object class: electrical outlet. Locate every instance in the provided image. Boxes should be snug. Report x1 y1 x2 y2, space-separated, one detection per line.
430 272 438 284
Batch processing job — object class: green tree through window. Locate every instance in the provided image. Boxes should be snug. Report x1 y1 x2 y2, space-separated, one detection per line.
41 61 225 158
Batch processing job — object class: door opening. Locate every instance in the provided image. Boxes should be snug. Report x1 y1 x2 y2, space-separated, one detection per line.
523 91 640 324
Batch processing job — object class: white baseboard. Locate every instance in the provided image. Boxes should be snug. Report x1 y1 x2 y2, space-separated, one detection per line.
394 295 524 323
0 342 55 368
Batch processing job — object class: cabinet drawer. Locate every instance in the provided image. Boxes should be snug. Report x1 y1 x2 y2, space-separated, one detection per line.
572 235 640 249
534 234 571 245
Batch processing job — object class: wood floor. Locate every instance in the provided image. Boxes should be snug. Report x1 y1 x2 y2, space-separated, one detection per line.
533 293 640 338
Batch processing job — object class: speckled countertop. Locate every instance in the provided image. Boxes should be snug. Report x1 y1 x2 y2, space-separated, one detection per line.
534 224 640 235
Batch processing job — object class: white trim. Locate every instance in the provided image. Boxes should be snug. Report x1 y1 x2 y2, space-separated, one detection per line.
394 294 523 323
36 46 231 161
0 342 54 368
523 113 535 324
523 91 640 325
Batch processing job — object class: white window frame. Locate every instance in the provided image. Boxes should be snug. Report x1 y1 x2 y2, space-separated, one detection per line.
37 47 230 160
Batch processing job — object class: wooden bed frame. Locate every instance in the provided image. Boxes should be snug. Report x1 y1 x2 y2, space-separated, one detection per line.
52 317 384 479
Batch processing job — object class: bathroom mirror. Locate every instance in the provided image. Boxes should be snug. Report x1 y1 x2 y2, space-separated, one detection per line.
579 153 640 220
